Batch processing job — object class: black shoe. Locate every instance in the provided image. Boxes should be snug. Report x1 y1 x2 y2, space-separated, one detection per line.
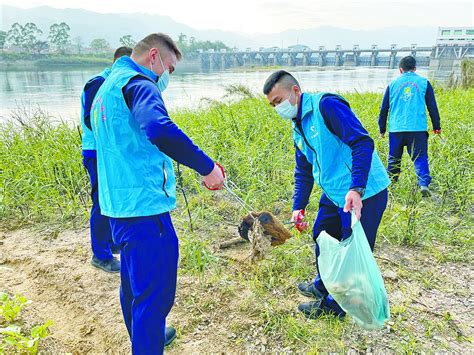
298 301 345 320
165 326 177 347
297 281 324 299
110 244 121 255
420 186 431 198
91 256 120 273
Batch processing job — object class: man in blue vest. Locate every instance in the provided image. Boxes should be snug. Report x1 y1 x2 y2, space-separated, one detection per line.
91 33 225 354
378 55 442 197
81 46 132 273
263 70 390 319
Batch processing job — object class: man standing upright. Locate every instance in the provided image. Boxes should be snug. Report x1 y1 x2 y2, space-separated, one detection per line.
91 33 225 354
81 46 132 273
378 55 442 197
263 70 390 320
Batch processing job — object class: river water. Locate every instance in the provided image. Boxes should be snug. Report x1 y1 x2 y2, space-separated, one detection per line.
0 66 431 123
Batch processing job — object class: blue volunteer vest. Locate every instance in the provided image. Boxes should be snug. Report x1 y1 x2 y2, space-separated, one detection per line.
388 72 428 132
293 93 390 208
81 68 111 150
91 57 176 218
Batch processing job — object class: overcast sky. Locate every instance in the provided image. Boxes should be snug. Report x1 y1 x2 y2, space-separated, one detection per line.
2 0 473 34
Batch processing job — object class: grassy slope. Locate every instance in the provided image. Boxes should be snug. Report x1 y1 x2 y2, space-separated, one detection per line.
0 55 111 71
0 88 473 351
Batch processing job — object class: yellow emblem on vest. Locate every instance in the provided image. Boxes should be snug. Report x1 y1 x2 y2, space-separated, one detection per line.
402 86 412 102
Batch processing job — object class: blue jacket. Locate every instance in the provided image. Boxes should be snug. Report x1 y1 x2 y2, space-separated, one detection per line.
293 93 390 209
81 68 111 154
91 56 214 218
378 72 441 133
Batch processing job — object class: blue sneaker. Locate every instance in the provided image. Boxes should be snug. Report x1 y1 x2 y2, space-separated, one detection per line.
298 300 345 320
420 186 431 198
298 281 325 299
91 256 120 273
165 326 177 347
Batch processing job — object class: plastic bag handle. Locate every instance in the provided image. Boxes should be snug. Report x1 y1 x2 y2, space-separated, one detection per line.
351 210 359 228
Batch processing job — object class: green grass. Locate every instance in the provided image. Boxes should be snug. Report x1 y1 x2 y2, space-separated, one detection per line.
0 107 87 229
0 87 473 352
0 292 52 354
1 88 473 252
178 232 222 277
166 88 473 260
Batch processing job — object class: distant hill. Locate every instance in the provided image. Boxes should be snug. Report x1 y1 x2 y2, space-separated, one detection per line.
1 5 439 49
253 26 439 49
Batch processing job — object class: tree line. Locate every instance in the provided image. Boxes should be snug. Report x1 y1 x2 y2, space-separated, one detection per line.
176 33 229 57
0 22 229 58
0 22 127 56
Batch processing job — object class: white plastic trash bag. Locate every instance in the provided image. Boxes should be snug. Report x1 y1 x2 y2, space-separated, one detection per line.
316 211 390 329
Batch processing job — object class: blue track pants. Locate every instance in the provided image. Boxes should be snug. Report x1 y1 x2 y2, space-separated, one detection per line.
110 213 179 355
83 156 115 261
387 131 431 186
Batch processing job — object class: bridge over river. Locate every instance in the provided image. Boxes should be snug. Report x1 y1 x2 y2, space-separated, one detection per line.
198 43 473 72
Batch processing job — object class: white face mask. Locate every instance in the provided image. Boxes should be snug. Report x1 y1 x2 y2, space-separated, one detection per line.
150 52 170 92
275 92 298 120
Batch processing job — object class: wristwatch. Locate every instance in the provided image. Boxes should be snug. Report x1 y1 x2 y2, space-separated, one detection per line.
350 187 366 197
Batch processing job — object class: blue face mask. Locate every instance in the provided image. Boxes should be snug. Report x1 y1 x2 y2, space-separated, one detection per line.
151 52 170 92
275 92 298 120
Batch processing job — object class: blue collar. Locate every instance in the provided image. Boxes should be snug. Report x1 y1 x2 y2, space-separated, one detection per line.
136 62 158 82
295 93 314 123
300 92 314 119
296 93 304 120
113 56 159 82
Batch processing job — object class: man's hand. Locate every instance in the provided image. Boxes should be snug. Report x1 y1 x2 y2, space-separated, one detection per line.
343 190 363 220
202 163 225 190
291 210 303 223
433 129 442 135
380 132 385 138
291 209 309 232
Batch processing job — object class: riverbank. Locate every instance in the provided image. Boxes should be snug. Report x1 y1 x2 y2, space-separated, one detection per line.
0 56 202 72
0 54 431 73
0 56 111 71
0 89 473 352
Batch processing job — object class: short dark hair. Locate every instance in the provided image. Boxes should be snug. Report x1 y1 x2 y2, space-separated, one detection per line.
113 46 133 62
399 56 416 71
263 70 300 95
133 33 182 60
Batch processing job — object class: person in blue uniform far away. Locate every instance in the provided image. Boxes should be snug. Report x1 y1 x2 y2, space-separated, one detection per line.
91 33 225 354
263 70 390 319
81 46 132 273
378 55 442 197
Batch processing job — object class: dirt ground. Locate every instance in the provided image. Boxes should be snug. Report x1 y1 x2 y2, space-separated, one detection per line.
0 227 472 353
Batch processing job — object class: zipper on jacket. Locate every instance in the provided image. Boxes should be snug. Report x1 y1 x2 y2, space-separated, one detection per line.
162 161 170 198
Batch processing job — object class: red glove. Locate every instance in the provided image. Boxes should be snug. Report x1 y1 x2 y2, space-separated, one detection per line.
433 129 442 135
292 209 309 232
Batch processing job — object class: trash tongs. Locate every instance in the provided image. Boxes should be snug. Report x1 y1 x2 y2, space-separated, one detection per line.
203 162 255 214
203 163 305 230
